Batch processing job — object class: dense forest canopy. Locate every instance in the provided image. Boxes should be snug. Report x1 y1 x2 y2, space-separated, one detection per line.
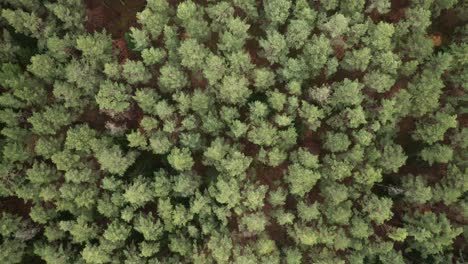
0 0 467 263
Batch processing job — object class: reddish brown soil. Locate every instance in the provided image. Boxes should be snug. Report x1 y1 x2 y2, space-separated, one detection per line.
395 116 415 146
0 196 32 218
433 202 468 226
368 10 382 23
85 0 145 65
299 129 321 155
85 0 146 38
265 218 290 246
429 34 443 47
387 0 410 22
432 9 467 42
372 222 391 238
383 79 408 99
124 104 144 130
241 140 260 158
113 38 132 63
332 43 346 60
85 5 117 33
78 103 143 145
78 107 110 132
385 7 406 23
246 39 269 67
192 158 208 177
329 69 364 84
369 0 409 23
458 114 468 128
190 72 208 89
233 5 247 19
255 163 288 186
306 184 324 204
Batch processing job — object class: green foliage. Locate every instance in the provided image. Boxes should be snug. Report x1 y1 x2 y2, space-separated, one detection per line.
412 113 457 145
1 9 43 37
208 233 233 264
59 216 98 243
388 228 408 242
81 244 111 264
286 164 321 197
420 144 454 165
149 132 172 154
28 54 56 79
341 47 371 72
122 60 152 84
354 166 382 186
218 74 251 105
407 54 452 117
177 0 209 41
127 130 147 149
103 221 131 242
94 144 138 176
158 64 188 93
350 216 372 239
219 18 250 52
264 0 292 25
248 122 278 146
404 212 463 257
130 27 150 51
52 81 83 108
367 0 391 14
76 32 113 62
167 147 194 171
402 175 432 204
432 165 467 205
299 102 324 130
211 177 241 209
179 39 208 71
297 201 320 222
137 0 169 39
286 19 311 49
260 29 288 64
134 213 163 241
304 35 332 77
243 184 268 210
140 241 160 257
35 136 62 158
377 143 407 173
363 195 393 224
65 125 97 153
324 132 351 153
293 224 318 246
363 71 395 93
103 66 119 82
367 22 395 51
240 212 268 233
0 239 25 264
96 81 131 113
253 68 275 91
141 47 166 65
330 79 363 108
0 1 464 263
321 14 349 38
124 176 153 207
28 105 73 135
27 161 60 183
45 0 85 31
203 54 226 85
